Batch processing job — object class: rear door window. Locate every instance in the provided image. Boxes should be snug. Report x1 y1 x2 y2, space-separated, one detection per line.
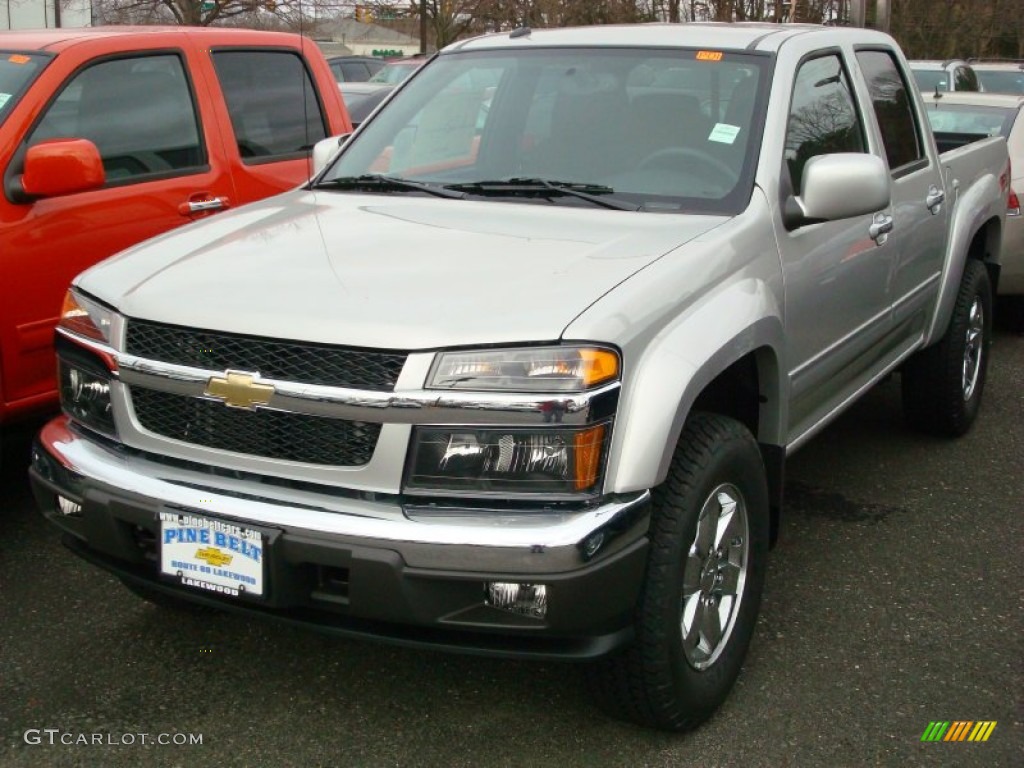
212 50 327 161
856 50 926 172
28 54 204 182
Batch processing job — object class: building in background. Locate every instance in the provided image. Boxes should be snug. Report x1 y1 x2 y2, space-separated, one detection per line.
3 0 92 29
315 17 418 59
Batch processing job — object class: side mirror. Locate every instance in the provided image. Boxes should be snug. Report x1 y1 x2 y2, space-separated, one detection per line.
784 153 890 230
311 133 351 177
21 139 105 199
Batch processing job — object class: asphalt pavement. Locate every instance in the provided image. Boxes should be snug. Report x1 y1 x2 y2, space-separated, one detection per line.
1 329 1021 768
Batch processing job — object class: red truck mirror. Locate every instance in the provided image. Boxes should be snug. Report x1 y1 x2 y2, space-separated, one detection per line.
21 139 106 199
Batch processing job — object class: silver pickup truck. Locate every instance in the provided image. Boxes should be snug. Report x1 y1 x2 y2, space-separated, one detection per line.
31 23 1009 730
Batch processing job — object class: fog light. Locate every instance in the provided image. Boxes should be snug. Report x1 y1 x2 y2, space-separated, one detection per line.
486 582 547 619
57 495 82 516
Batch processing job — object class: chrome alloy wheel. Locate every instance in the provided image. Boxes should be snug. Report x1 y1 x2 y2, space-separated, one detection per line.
962 296 984 401
680 483 749 670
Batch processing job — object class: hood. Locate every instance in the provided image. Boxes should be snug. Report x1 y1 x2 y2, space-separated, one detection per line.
79 190 726 350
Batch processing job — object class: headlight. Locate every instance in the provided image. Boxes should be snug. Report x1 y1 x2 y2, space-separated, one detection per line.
427 346 619 392
59 360 116 437
59 288 115 344
405 423 609 497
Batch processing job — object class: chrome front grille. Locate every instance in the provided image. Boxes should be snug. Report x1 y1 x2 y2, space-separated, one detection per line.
130 387 380 466
125 319 407 391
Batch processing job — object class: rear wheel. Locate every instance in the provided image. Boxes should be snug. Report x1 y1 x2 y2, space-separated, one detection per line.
588 412 769 731
902 260 992 437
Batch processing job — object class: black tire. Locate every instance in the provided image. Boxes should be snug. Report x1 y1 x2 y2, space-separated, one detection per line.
588 412 769 731
120 580 217 614
902 259 992 437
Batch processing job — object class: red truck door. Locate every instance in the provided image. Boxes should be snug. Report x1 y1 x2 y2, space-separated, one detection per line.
0 46 236 416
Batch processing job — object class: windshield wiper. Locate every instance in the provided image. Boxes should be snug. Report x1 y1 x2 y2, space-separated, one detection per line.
446 178 640 211
316 174 465 199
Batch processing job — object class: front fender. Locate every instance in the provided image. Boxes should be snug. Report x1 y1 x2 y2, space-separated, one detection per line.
605 280 784 494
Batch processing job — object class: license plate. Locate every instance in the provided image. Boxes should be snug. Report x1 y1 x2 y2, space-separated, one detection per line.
158 510 265 599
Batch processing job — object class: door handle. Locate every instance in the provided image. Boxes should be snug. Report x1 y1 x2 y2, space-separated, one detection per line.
179 196 230 216
869 213 893 243
925 186 945 214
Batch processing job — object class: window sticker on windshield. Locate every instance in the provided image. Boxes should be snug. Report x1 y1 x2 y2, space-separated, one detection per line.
0 94 11 110
709 123 741 144
8 54 31 65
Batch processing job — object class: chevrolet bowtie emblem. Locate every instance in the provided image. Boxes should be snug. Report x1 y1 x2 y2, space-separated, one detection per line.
194 547 233 567
204 371 274 410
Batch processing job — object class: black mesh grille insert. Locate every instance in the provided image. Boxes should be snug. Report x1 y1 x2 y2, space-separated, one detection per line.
131 388 380 466
125 319 407 391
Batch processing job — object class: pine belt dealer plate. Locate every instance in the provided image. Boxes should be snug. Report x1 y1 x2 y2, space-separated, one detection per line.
159 510 265 599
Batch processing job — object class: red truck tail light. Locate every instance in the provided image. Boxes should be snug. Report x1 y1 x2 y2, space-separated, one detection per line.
1009 188 1021 217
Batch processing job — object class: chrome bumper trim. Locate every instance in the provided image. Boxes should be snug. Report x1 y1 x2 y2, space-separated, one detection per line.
37 418 649 572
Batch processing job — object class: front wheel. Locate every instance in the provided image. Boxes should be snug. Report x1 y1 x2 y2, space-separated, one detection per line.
589 412 769 731
902 259 992 437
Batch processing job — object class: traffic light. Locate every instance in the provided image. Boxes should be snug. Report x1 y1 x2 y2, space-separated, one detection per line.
354 5 374 23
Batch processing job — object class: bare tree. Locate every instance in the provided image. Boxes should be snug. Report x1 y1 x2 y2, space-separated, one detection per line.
95 0 349 28
89 0 1023 59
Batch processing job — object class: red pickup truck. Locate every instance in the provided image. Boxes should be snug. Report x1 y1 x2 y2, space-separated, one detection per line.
0 26 349 441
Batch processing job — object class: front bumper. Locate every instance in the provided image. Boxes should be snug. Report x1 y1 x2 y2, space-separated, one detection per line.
30 417 651 660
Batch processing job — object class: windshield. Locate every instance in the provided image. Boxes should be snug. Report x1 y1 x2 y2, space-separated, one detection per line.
0 52 49 125
322 47 769 214
975 70 1024 94
925 103 1017 138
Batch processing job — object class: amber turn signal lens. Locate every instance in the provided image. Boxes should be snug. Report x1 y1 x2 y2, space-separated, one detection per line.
59 290 98 340
574 424 606 491
58 289 114 344
579 349 619 388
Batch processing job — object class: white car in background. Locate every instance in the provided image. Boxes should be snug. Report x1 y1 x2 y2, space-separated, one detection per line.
922 92 1023 298
911 59 981 92
968 60 1024 94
